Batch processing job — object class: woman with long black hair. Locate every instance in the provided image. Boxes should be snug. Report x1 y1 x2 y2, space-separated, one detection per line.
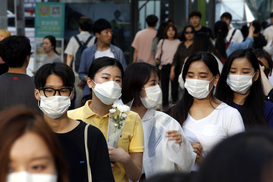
215 49 273 128
169 52 245 171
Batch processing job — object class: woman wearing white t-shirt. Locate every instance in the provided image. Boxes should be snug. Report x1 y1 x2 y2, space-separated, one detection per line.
169 52 245 171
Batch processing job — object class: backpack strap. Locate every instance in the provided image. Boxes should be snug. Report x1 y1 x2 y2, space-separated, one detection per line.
74 35 93 46
84 35 93 46
229 29 237 42
74 35 81 45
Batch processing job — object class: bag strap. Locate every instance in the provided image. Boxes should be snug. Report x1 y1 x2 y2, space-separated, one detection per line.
74 35 93 46
84 124 92 182
229 29 237 42
74 35 81 45
159 39 164 60
84 36 93 46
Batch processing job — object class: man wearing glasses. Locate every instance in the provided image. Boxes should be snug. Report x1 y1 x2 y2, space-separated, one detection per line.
0 35 39 112
34 62 115 182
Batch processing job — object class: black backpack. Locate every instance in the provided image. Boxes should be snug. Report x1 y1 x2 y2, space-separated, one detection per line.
74 35 93 73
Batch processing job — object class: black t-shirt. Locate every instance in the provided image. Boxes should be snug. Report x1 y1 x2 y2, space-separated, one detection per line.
56 120 114 182
0 73 39 112
195 26 214 39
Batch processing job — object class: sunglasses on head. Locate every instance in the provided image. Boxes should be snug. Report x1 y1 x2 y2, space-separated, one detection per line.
185 31 194 34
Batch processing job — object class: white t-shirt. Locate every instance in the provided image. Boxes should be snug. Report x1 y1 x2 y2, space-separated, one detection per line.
264 25 273 42
64 31 95 56
182 102 245 170
226 28 244 43
95 48 115 59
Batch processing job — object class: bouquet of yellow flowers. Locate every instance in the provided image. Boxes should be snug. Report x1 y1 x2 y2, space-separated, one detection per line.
107 103 130 147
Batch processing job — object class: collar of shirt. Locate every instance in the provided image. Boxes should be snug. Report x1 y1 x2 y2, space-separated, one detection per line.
82 100 110 119
79 31 92 36
142 108 156 122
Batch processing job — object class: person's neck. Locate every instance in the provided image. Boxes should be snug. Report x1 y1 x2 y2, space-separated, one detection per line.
168 37 175 40
89 95 112 118
148 26 156 30
233 91 249 105
192 95 219 108
44 113 75 133
228 25 231 30
47 51 56 60
8 67 26 74
131 105 147 119
194 24 202 31
184 39 193 48
96 41 110 51
253 33 259 37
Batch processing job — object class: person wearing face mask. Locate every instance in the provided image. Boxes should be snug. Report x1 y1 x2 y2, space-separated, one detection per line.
216 49 273 128
34 62 114 182
121 62 196 179
0 107 69 182
68 57 144 182
169 52 245 171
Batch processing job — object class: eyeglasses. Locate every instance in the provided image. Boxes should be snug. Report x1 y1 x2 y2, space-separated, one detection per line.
185 31 194 34
39 87 73 97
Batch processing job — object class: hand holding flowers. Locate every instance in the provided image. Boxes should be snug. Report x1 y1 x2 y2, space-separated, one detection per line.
107 103 130 147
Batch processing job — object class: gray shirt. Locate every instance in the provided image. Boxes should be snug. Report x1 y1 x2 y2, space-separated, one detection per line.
0 73 39 111
42 55 62 65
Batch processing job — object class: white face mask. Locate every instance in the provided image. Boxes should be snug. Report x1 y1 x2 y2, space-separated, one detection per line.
226 74 255 94
39 95 71 119
6 171 57 182
140 85 162 109
184 77 214 99
92 80 122 105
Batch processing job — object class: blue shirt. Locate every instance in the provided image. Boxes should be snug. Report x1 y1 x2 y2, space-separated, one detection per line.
78 43 127 98
232 101 273 128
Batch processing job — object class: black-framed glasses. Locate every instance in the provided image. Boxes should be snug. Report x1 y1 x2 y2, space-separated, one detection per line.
185 31 194 34
39 87 73 97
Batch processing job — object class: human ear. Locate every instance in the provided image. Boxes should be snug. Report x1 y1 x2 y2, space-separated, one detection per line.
213 74 220 86
95 32 100 38
34 89 41 101
253 70 260 81
87 77 95 89
70 88 75 100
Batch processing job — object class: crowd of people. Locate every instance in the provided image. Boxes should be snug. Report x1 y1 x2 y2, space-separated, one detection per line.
1 9 273 182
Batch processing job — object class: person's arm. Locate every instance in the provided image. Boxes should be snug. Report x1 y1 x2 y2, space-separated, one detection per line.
170 65 176 81
155 39 163 65
227 25 255 56
108 147 142 181
191 142 204 165
66 54 74 67
133 49 138 63
260 64 273 95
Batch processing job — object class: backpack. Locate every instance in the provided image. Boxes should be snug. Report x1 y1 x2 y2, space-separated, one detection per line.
74 35 93 73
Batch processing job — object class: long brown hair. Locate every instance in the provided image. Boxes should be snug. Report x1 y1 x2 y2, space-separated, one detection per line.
0 107 69 182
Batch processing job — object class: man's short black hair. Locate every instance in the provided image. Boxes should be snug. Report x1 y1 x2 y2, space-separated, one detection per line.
0 35 31 68
146 15 158 27
221 12 232 21
34 63 75 89
79 16 92 32
92 18 111 34
189 10 202 19
270 12 273 18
